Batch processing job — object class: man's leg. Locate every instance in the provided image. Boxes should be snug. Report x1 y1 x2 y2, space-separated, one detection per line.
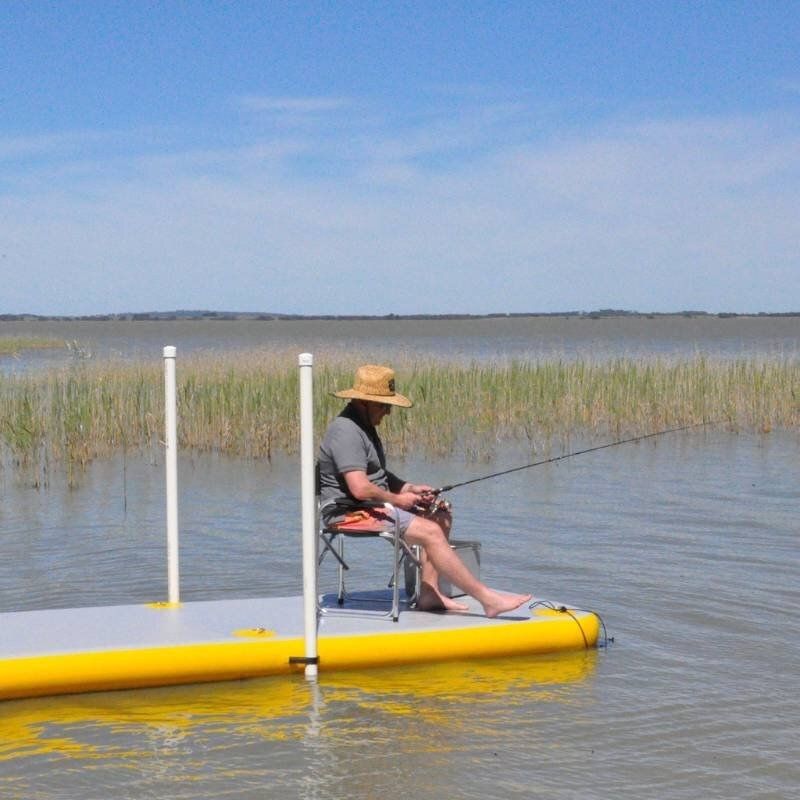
405 516 532 618
413 509 467 611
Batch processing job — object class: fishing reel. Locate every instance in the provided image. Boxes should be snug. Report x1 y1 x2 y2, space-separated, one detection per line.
414 492 451 515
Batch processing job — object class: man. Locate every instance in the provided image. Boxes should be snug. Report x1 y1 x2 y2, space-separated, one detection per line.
318 364 531 618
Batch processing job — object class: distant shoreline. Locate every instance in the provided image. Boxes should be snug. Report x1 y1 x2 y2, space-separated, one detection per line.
2 309 799 322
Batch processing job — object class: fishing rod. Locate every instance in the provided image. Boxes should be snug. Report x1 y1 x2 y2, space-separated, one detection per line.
435 420 711 494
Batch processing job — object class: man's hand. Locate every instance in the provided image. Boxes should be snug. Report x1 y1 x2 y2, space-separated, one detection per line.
402 484 440 513
393 490 425 511
405 483 436 495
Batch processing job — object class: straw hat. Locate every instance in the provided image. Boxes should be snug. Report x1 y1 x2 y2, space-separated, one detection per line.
332 364 413 408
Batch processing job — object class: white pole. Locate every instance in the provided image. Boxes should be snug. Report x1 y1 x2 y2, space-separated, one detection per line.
163 346 180 605
298 353 318 679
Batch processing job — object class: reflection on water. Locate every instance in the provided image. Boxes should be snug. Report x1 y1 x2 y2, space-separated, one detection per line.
1 653 596 799
2 433 800 799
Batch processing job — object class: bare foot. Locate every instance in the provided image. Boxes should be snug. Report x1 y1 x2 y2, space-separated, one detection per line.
480 590 532 619
417 582 469 613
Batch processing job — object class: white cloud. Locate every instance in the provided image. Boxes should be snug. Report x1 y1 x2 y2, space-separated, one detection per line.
1 104 799 315
238 95 352 113
0 130 114 162
777 78 800 95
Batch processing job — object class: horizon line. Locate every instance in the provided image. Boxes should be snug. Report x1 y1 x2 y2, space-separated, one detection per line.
2 308 800 322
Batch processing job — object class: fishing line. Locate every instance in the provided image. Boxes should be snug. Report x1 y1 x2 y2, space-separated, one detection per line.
436 420 712 493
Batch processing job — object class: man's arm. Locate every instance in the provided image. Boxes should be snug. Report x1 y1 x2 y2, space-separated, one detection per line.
387 470 435 497
343 470 424 512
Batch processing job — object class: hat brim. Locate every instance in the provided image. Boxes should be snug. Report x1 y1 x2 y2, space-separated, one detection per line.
332 389 413 408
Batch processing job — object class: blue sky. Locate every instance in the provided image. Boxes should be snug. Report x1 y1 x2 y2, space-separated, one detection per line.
2 1 799 315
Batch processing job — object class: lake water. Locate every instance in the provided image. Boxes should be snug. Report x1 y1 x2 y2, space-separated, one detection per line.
1 318 799 798
2 315 800 373
1 431 798 799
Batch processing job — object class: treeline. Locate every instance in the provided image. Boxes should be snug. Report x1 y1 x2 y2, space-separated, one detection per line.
2 310 799 322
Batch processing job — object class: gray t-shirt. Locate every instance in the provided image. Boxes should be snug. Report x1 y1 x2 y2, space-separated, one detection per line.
318 403 398 513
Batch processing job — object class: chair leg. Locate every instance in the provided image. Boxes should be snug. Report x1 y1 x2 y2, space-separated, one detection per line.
404 544 421 606
391 515 401 621
337 536 346 605
321 502 410 620
390 542 421 605
320 532 349 569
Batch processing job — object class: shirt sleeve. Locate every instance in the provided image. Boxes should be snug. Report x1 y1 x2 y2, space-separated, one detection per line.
324 417 368 474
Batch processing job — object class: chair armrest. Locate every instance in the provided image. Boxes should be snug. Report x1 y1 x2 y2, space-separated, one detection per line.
320 498 394 513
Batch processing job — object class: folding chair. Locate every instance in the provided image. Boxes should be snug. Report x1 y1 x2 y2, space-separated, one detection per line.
318 498 420 622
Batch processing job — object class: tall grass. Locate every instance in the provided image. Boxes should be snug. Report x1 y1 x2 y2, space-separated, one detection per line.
1 352 798 483
0 337 64 355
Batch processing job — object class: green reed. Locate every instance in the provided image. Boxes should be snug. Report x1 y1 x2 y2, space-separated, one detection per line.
0 336 64 355
1 353 798 481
